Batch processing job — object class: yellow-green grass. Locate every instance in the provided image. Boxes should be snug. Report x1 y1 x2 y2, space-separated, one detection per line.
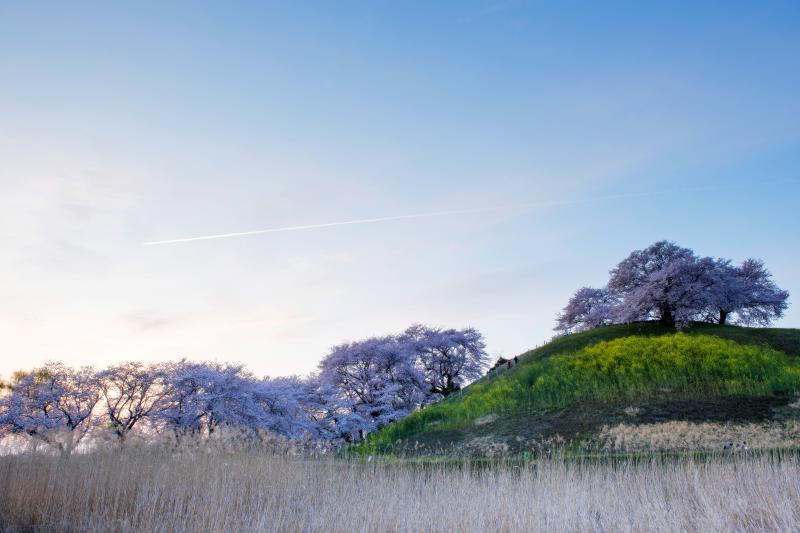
516 322 800 362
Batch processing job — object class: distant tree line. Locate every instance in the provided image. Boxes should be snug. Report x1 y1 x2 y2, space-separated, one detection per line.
556 241 789 334
0 325 489 455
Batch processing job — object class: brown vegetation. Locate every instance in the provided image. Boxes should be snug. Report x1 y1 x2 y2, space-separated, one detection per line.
2 444 800 532
599 420 800 452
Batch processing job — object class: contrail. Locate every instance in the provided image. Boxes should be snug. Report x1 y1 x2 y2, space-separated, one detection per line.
142 179 798 245
142 194 629 246
142 206 506 245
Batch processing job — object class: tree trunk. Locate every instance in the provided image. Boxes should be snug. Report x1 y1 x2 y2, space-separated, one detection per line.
719 310 728 325
659 306 675 327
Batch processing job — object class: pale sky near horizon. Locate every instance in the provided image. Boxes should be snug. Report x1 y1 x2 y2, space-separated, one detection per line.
1 1 799 379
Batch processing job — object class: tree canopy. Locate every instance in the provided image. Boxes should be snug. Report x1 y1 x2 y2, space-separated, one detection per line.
1 324 489 451
556 241 789 333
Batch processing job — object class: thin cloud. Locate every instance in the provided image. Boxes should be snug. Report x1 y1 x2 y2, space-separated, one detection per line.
142 180 798 246
122 312 181 331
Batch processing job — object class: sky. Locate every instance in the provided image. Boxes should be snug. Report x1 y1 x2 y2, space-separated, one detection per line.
1 1 799 379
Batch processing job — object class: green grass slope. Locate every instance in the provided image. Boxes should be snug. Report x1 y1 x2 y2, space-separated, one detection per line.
358 323 800 457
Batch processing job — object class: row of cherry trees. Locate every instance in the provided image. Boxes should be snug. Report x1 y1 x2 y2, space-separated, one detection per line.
556 241 790 334
0 325 489 455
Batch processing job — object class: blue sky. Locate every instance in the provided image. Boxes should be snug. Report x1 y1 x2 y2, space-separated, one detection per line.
1 1 798 377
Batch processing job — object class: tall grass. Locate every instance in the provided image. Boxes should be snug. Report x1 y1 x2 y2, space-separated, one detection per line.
365 334 800 450
1 446 800 532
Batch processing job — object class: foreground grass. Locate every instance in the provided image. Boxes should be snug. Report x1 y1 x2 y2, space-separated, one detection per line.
361 332 800 453
2 447 800 532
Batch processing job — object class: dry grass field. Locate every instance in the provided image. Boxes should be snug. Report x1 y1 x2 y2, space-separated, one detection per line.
2 444 800 532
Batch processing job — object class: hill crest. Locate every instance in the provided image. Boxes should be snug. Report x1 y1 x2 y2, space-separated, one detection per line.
357 322 800 457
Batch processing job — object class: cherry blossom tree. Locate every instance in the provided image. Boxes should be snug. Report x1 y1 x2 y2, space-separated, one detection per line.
0 362 101 457
300 381 370 443
158 361 261 436
683 258 789 326
1 324 496 448
608 242 708 326
554 287 618 334
614 256 718 327
317 335 427 440
401 324 490 397
98 362 172 442
251 376 321 439
608 241 696 296
563 241 790 330
733 259 790 326
702 258 744 325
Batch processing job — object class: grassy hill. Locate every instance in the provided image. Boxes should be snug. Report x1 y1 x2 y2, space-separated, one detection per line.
357 323 800 457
